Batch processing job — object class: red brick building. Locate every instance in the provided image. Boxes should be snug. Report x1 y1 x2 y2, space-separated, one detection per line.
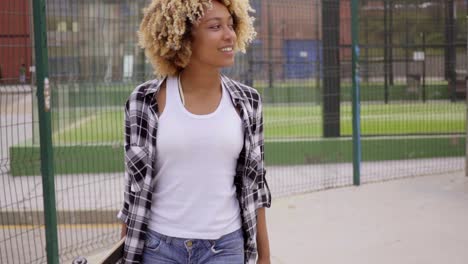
0 0 355 83
252 0 351 79
0 0 32 84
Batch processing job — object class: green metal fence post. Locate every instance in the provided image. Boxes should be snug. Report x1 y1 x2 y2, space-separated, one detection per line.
466 15 468 177
351 0 361 186
32 0 59 263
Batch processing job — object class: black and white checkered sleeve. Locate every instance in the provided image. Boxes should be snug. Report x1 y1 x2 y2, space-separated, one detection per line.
254 97 271 209
117 101 132 223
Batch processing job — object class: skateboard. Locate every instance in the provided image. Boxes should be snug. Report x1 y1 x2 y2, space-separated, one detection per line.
99 237 125 264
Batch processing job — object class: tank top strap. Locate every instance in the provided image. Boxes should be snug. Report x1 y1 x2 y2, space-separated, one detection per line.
160 75 181 116
165 76 178 104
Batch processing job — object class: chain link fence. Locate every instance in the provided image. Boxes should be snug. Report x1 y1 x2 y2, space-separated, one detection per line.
0 0 466 263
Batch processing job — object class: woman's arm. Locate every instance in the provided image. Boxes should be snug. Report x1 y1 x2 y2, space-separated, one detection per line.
256 207 271 263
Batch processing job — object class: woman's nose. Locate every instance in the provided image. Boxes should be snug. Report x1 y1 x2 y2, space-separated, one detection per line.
223 26 236 41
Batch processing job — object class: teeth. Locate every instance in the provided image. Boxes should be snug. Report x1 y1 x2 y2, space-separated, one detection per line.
221 47 233 52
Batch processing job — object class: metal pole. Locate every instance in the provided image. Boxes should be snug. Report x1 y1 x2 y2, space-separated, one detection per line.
364 16 369 83
137 0 146 82
446 0 457 102
315 0 321 95
351 0 361 186
389 0 394 86
384 1 389 104
281 19 286 82
267 0 273 103
28 0 37 145
32 0 59 263
422 32 426 102
246 45 253 87
405 16 409 87
322 0 341 137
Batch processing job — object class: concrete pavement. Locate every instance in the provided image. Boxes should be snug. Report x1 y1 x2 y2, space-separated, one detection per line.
81 170 468 264
267 171 468 264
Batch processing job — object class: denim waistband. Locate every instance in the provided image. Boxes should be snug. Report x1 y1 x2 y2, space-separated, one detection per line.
146 228 243 248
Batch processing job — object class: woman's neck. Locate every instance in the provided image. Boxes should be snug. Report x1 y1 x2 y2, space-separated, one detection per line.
179 66 221 94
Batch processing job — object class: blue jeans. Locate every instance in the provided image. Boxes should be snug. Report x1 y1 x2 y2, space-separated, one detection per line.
142 229 245 264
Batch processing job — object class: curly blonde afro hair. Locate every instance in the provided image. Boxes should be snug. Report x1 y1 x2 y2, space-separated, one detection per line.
138 0 256 77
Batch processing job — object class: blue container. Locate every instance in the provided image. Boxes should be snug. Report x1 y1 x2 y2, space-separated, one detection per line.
283 39 322 79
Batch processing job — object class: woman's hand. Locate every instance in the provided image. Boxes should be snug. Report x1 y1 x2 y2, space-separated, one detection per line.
120 223 127 239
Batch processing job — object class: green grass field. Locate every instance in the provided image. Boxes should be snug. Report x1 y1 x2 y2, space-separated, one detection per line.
52 101 465 144
11 101 464 176
51 80 456 108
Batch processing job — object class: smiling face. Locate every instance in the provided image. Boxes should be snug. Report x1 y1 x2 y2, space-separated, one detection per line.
187 0 237 71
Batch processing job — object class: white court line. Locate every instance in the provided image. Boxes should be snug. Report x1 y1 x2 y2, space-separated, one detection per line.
52 114 98 138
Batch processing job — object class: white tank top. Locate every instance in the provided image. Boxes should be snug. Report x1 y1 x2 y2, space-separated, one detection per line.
148 76 243 239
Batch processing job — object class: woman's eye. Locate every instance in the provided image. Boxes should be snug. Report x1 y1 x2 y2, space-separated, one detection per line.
210 25 221 29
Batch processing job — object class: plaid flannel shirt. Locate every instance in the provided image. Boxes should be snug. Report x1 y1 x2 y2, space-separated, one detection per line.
117 75 272 264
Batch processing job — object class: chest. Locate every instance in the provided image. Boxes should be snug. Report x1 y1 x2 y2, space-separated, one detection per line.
183 91 222 115
156 104 244 158
144 91 255 175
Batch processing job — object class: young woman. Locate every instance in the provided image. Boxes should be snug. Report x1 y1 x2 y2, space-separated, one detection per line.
118 0 271 263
